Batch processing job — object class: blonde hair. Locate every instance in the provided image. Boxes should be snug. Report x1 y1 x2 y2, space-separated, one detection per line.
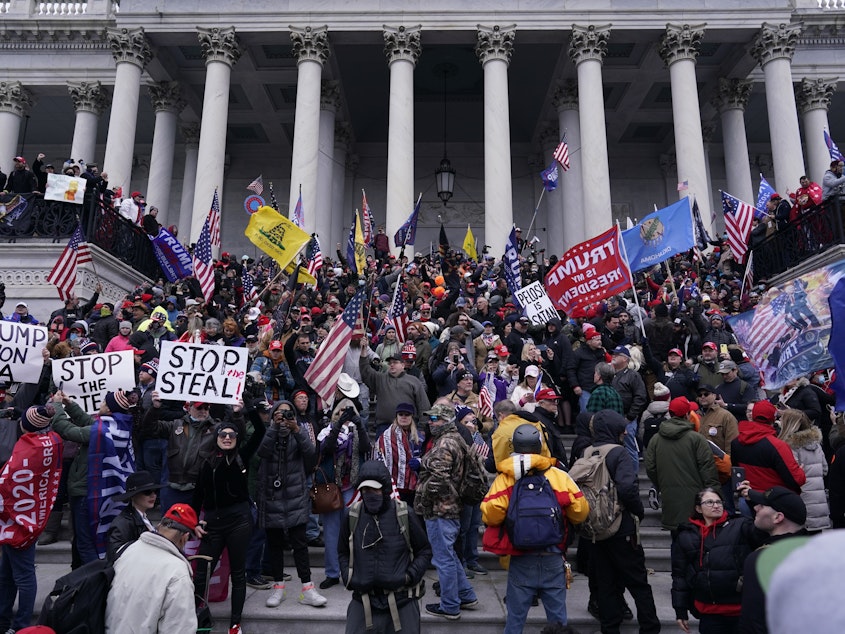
778 408 811 440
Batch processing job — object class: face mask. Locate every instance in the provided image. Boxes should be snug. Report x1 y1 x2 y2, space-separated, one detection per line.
361 490 383 514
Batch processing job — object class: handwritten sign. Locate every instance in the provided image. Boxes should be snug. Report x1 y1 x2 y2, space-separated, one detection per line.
51 351 135 414
155 341 247 405
45 173 87 204
0 321 48 384
514 281 558 326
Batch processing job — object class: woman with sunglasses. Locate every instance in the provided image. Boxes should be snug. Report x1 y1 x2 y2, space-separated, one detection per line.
671 488 763 633
106 470 163 560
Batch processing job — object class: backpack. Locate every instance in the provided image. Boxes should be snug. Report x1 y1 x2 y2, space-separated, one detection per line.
567 444 623 542
39 556 115 633
458 445 489 506
504 470 564 550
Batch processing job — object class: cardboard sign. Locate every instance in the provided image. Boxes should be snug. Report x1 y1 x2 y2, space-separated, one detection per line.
514 281 559 327
155 341 247 404
45 173 87 204
0 321 49 384
51 351 135 414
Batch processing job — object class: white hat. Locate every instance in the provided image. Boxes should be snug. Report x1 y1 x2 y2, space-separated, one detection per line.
525 365 540 377
241 254 249 260
245 307 261 322
15 302 27 308
336 373 360 399
357 479 383 491
185 298 199 307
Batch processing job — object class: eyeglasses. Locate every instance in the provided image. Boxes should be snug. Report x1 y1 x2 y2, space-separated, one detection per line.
218 430 238 439
700 500 724 507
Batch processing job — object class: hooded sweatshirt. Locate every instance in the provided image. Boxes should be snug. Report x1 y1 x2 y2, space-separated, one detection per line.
730 421 806 493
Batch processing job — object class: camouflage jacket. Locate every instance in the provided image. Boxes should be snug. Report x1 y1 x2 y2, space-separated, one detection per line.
414 423 466 520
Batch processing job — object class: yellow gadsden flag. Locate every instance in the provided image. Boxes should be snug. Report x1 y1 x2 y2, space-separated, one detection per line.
245 206 310 270
353 210 366 274
284 261 317 286
463 224 477 261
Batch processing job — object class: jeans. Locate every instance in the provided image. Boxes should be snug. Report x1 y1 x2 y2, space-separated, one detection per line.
578 390 592 413
304 475 321 542
160 486 194 515
141 438 168 487
358 382 370 428
623 419 640 467
505 554 568 634
459 504 482 567
0 543 36 631
425 517 477 614
70 495 98 567
321 488 354 579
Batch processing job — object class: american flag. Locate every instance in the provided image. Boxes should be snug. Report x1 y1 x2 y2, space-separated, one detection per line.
193 196 218 301
721 191 755 265
478 384 493 419
242 271 264 309
207 189 221 248
677 180 689 192
825 130 844 162
735 291 793 376
386 287 409 343
47 223 92 300
304 287 366 405
292 189 304 229
362 190 374 246
305 235 323 278
247 175 264 195
553 136 570 171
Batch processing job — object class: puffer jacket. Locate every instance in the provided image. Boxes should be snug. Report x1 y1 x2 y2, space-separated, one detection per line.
784 426 830 530
414 422 467 520
730 421 806 493
106 505 149 562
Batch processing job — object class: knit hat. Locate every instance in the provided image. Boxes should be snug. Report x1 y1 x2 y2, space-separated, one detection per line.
80 340 100 355
104 389 135 414
401 342 416 359
22 406 52 433
652 382 671 400
455 406 475 423
119 321 132 330
140 359 159 377
582 324 599 339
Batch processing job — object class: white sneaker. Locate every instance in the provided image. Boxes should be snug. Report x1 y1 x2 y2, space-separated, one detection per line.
265 584 286 607
299 586 328 607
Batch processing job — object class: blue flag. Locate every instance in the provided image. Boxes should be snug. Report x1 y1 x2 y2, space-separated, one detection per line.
394 198 421 247
346 210 358 275
756 175 776 220
540 161 559 192
825 130 844 162
150 226 193 282
828 277 845 410
503 227 523 308
621 198 696 272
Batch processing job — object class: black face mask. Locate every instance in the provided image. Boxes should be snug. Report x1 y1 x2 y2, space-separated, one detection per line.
361 490 383 514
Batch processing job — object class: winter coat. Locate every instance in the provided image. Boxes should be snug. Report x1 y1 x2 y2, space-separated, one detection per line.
566 344 606 392
830 443 845 529
107 505 150 562
774 380 822 427
784 426 830 531
360 358 430 425
662 366 700 400
697 405 739 454
491 412 554 466
645 417 720 530
414 422 467 520
611 367 648 420
730 421 806 493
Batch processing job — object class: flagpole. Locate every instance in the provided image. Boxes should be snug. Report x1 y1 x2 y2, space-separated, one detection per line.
75 215 102 286
524 187 546 248
616 220 647 339
740 251 753 298
399 193 422 261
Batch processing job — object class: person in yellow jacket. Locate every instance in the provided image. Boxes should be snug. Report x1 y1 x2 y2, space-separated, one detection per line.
481 424 589 633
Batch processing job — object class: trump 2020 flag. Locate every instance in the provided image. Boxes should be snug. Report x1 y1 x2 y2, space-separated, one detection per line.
503 227 523 308
540 161 559 192
756 175 776 219
621 198 696 272
829 277 845 410
825 130 844 163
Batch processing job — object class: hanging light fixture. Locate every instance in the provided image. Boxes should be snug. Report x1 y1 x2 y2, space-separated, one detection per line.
434 63 456 205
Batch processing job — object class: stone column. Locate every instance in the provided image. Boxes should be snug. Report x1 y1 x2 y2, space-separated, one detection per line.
713 78 753 205
477 24 516 250
383 25 421 256
553 80 585 250
570 24 613 238
103 27 152 195
289 25 330 235
316 80 340 240
796 77 838 184
0 81 34 174
177 123 200 243
146 82 185 226
67 81 109 166
751 23 805 193
190 26 242 245
331 121 352 255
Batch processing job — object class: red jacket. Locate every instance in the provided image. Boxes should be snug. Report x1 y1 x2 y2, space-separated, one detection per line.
729 421 806 492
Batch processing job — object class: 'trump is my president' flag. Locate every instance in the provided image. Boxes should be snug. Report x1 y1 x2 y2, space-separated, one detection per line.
621 198 695 272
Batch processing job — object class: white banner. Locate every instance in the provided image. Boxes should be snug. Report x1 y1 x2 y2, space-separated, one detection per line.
51 350 136 413
0 322 49 384
45 173 87 204
514 281 559 327
155 341 247 405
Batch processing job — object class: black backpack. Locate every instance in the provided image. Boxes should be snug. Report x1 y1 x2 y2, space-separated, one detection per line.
39 557 115 634
504 470 564 550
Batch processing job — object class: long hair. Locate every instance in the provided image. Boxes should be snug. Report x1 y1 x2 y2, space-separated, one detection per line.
778 408 811 441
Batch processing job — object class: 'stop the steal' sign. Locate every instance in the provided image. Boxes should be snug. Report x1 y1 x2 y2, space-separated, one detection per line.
156 341 248 405
0 322 48 384
51 350 135 413
514 282 559 327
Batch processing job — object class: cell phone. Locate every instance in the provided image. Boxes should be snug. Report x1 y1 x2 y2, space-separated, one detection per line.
720 344 729 356
731 466 746 494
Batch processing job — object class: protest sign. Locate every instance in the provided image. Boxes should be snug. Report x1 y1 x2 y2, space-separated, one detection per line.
156 341 248 404
514 281 558 326
45 172 86 204
0 321 48 384
51 351 135 413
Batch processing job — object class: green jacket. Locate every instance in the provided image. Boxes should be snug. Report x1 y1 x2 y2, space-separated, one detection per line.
51 401 95 497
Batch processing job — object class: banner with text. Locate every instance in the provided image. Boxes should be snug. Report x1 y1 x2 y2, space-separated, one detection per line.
52 351 136 414
45 173 86 205
150 226 193 282
0 322 49 384
514 281 559 326
156 341 248 404
544 226 632 315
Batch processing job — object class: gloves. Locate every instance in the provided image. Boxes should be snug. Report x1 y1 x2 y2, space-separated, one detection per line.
408 457 420 472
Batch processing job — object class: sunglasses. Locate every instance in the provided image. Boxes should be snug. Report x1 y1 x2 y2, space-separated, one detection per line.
141 489 158 496
428 415 443 422
218 430 238 439
697 392 711 397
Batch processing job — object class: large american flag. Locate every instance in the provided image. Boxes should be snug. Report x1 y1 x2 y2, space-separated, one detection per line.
247 174 264 195
386 287 409 343
553 136 570 171
478 384 493 419
721 191 755 265
305 235 323 279
193 193 219 301
733 292 793 376
47 223 92 300
362 190 374 247
207 189 221 248
304 287 366 404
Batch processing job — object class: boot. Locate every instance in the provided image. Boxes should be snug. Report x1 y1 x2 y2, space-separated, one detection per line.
38 510 63 545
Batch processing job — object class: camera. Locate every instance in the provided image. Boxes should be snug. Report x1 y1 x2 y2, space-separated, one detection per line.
0 408 19 420
452 354 460 364
244 372 266 400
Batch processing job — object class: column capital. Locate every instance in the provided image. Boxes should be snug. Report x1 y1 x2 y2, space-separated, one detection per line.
180 122 201 146
755 154 773 176
569 24 611 66
197 26 242 67
334 121 353 151
149 81 186 114
751 22 802 67
712 78 752 113
0 81 34 116
538 122 561 150
476 24 516 66
659 23 706 66
289 25 330 66
67 80 110 116
383 25 422 65
552 79 579 111
106 27 152 69
320 80 341 112
796 77 838 113
702 120 718 144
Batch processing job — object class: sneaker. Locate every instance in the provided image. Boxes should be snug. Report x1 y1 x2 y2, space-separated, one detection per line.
463 567 475 580
299 585 328 607
648 487 661 511
228 625 243 634
460 599 479 610
246 574 272 589
466 562 488 575
425 603 460 620
265 584 286 608
282 572 292 582
319 576 340 589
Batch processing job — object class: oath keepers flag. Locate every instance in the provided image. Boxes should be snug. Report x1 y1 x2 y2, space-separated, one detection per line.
621 198 696 272
150 226 193 282
245 205 311 271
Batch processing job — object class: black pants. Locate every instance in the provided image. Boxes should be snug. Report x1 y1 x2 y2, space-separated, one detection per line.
590 533 660 634
195 501 252 627
266 523 311 584
699 614 740 634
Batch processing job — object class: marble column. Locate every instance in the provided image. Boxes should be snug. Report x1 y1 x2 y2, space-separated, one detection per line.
331 121 352 255
103 27 152 195
713 78 754 205
316 80 340 240
178 123 200 243
553 80 585 250
67 81 109 166
0 81 33 174
538 124 564 252
289 25 330 235
477 25 516 251
659 153 677 211
796 77 837 184
751 23 805 193
146 82 185 226
570 24 613 238
190 26 242 245
383 25 421 256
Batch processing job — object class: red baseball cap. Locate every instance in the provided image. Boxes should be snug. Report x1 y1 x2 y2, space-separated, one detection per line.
668 396 691 417
269 340 283 351
535 388 560 401
163 503 199 533
702 341 718 350
668 348 683 357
